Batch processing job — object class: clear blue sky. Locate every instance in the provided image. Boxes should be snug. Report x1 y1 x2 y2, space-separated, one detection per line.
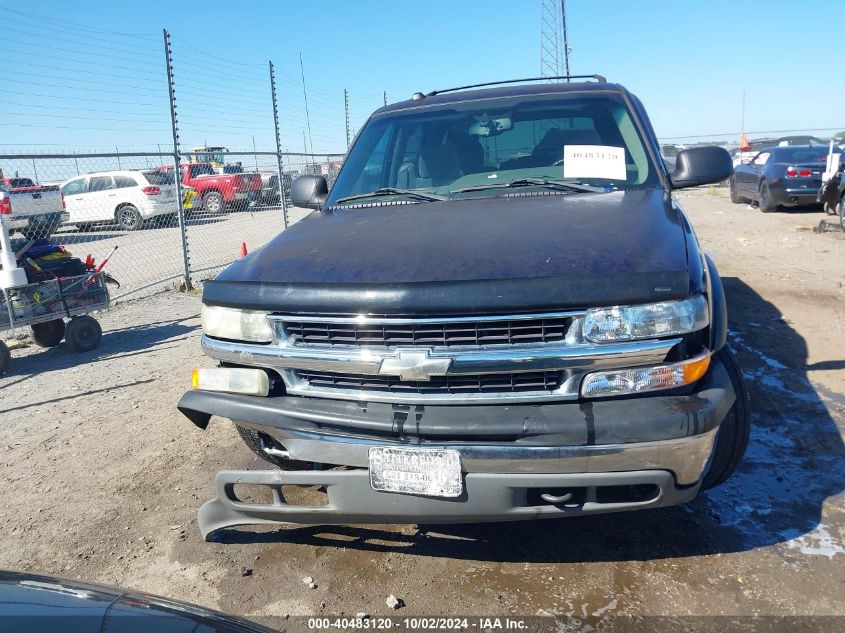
1 0 843 154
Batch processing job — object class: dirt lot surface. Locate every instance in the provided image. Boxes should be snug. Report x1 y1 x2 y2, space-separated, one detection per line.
1 189 843 627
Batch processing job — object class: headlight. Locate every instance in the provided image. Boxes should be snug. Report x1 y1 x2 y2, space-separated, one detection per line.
201 305 273 343
581 351 711 398
582 296 708 343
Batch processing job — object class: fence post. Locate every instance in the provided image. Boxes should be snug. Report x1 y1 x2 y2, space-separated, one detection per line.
344 89 351 148
269 60 289 229
163 28 192 291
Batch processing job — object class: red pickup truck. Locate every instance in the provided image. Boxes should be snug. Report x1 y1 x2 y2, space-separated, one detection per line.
158 164 261 213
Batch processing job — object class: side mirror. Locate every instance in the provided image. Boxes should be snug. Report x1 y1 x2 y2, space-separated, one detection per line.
670 146 733 189
290 175 328 209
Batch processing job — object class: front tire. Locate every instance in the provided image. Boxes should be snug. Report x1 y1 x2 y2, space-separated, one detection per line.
236 425 314 470
701 346 751 490
729 176 748 204
31 319 66 348
0 340 10 375
758 181 778 213
116 205 144 231
202 191 225 214
64 315 102 352
839 194 845 231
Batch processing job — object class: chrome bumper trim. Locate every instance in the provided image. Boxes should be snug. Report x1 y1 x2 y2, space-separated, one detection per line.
201 334 681 403
254 424 718 486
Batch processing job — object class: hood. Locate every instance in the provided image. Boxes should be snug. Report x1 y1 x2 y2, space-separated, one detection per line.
206 188 693 314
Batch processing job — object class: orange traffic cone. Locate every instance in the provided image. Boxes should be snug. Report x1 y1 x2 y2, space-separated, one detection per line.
239 242 248 258
739 132 750 152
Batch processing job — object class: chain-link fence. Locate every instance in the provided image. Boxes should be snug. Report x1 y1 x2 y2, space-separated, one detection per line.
0 7 402 306
0 150 343 302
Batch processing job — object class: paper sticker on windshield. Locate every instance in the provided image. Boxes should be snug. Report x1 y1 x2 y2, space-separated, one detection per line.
563 145 626 180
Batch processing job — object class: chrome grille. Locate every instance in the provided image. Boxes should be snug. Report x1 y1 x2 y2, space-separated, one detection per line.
295 370 563 395
282 316 573 347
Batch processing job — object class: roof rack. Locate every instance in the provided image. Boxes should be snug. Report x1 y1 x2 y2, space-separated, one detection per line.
417 75 607 99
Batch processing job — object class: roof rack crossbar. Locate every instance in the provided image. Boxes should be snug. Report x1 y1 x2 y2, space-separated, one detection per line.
424 75 607 98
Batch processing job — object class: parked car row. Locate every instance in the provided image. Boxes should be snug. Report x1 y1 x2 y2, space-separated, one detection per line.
0 161 298 238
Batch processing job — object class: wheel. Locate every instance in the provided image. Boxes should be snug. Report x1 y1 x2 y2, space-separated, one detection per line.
236 425 314 470
0 340 9 375
701 346 751 490
729 176 748 204
758 181 778 213
116 205 144 231
64 315 102 352
202 191 225 214
31 319 66 348
839 195 845 231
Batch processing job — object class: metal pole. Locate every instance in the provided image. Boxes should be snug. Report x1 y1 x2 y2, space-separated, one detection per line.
299 53 315 157
115 147 121 169
344 89 351 148
163 27 192 291
269 60 289 228
252 135 259 172
31 158 38 183
383 90 387 107
560 0 571 80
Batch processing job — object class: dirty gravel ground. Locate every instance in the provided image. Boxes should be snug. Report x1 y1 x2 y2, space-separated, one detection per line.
1 189 843 626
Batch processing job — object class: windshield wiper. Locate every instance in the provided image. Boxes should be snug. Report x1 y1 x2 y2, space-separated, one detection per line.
334 188 447 204
452 178 606 195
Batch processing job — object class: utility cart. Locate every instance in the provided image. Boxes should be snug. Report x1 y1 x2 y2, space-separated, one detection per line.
0 272 110 375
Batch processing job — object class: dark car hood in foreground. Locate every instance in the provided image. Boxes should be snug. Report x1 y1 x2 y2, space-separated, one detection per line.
206 188 693 314
0 570 274 633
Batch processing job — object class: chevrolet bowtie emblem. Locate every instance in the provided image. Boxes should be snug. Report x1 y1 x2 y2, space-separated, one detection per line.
378 350 452 381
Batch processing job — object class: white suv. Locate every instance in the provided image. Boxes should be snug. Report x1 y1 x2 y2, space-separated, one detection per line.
60 170 179 231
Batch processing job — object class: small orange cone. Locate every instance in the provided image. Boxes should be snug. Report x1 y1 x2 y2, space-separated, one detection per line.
239 242 248 258
739 132 750 152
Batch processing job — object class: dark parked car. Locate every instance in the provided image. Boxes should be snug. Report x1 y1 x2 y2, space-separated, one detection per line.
0 570 275 632
179 76 747 539
731 144 843 212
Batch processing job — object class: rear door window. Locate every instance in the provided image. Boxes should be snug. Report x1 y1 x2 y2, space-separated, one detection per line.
88 176 114 192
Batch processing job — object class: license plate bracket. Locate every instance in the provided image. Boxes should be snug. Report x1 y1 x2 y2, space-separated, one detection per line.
369 447 463 498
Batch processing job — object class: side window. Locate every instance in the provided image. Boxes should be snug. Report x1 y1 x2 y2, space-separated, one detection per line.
751 152 770 166
88 176 114 192
113 175 138 189
61 178 86 195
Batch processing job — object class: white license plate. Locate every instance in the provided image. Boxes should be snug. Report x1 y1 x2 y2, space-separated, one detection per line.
369 447 462 498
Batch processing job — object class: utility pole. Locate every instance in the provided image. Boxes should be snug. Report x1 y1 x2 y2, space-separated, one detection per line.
560 0 571 79
269 60 288 227
163 27 192 291
540 0 571 81
383 90 387 107
344 89 351 148
299 53 314 157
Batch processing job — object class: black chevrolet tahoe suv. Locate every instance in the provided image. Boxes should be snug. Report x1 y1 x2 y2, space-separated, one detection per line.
178 76 749 539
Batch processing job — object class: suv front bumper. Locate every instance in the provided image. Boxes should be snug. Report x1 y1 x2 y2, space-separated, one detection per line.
179 354 735 538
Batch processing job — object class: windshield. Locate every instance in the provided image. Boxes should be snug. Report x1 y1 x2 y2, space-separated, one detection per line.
327 92 659 205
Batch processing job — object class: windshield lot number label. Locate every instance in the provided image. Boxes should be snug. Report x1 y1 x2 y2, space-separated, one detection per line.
563 144 626 180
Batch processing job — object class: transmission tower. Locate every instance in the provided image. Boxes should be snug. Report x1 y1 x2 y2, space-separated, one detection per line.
540 0 571 81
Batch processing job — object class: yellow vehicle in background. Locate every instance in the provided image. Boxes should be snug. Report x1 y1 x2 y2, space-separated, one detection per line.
190 146 229 170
